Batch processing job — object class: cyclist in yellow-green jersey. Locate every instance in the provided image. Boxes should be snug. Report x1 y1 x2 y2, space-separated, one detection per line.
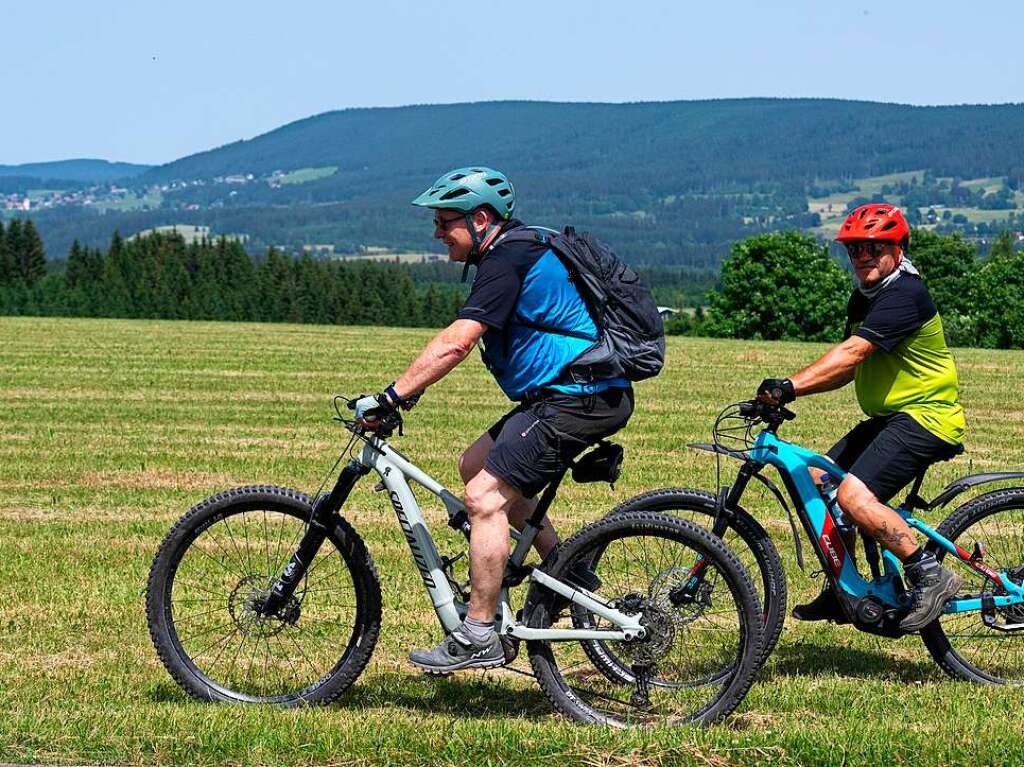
757 203 965 633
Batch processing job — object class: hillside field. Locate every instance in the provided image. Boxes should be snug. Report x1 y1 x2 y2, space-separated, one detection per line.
2 317 1024 766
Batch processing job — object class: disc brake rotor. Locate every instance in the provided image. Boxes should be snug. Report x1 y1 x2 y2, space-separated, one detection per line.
648 566 712 627
227 574 301 637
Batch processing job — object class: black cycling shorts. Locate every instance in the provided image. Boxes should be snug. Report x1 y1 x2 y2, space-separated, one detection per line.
484 388 634 498
826 413 960 503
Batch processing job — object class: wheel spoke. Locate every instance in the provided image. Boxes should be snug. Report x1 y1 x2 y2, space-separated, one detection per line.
153 498 373 704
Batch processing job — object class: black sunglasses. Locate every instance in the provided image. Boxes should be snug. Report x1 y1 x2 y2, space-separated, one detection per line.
433 213 465 231
846 241 892 259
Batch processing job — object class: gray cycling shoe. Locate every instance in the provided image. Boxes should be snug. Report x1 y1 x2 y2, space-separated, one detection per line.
900 557 963 633
409 630 506 675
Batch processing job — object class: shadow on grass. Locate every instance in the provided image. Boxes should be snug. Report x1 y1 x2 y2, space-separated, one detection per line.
147 670 550 720
333 669 551 720
148 680 193 703
765 639 937 683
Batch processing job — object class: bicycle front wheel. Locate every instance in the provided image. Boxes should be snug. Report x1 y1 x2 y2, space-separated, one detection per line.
608 487 787 665
526 511 763 726
146 485 382 705
922 487 1024 684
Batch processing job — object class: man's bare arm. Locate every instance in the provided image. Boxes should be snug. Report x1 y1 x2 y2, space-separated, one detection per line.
391 319 487 400
790 335 876 396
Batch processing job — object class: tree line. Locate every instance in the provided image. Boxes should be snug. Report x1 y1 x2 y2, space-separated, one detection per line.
0 222 465 327
4 218 1022 350
669 228 1024 349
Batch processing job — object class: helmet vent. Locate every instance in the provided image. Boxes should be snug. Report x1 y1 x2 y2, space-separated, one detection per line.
881 221 897 231
485 177 503 186
497 189 511 197
440 188 470 201
471 168 485 173
449 173 466 181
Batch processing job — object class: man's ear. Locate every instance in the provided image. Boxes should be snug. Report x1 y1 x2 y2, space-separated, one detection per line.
472 208 493 233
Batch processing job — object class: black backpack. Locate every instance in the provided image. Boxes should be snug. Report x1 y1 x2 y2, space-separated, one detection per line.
492 225 665 383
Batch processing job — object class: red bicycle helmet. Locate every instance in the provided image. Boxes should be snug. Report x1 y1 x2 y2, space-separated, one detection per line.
836 203 910 247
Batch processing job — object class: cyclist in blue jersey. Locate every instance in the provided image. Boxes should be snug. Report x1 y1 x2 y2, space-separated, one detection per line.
351 168 634 673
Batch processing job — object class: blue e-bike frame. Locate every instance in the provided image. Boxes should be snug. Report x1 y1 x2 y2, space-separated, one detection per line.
741 429 1024 615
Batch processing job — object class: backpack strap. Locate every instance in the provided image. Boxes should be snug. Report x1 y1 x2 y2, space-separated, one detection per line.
490 225 600 343
490 224 560 250
513 316 598 342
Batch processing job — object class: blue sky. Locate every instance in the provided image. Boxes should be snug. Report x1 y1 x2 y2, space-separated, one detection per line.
2 0 1021 165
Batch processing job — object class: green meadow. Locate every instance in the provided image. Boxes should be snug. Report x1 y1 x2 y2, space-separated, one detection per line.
2 316 1023 766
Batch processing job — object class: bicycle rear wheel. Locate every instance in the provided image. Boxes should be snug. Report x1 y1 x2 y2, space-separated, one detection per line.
607 488 786 665
922 487 1024 683
526 511 763 726
146 485 382 704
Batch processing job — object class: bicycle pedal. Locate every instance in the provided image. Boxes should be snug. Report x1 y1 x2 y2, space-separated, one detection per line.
500 635 520 664
972 542 985 561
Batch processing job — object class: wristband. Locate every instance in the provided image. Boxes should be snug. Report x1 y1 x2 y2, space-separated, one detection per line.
383 383 405 409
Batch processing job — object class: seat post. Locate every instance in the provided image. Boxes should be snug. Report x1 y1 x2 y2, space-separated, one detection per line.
507 469 569 570
527 469 568 529
901 470 930 512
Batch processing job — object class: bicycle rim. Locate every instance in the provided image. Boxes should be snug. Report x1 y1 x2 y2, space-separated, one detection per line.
165 506 363 701
929 492 1024 683
530 515 759 725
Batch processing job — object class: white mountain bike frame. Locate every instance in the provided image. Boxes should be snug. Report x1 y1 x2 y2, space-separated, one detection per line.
356 434 646 642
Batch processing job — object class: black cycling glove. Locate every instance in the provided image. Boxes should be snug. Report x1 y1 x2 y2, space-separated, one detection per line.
757 378 796 405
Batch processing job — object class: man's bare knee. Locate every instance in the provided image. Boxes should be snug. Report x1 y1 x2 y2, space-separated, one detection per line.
837 475 875 521
464 469 519 522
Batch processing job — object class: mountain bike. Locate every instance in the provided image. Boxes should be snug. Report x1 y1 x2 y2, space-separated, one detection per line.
146 397 764 726
613 399 1024 682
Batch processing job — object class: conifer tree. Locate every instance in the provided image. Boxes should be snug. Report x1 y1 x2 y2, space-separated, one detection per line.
421 284 445 326
101 231 133 316
19 220 47 285
4 219 24 286
66 240 87 289
0 220 13 287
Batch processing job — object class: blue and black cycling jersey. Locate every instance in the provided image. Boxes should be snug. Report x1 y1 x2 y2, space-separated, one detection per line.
456 220 628 401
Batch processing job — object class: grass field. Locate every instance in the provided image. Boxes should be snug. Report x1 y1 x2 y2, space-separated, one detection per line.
94 190 164 213
2 317 1024 766
278 167 339 185
807 171 1022 236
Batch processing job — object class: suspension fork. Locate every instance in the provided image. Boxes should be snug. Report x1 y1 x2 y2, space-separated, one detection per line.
670 462 758 605
256 460 370 616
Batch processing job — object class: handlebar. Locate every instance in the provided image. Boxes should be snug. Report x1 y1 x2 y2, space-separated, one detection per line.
738 399 796 428
336 395 405 439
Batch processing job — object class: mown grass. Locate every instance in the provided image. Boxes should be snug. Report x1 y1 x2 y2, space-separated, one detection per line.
1 316 1023 766
278 167 339 185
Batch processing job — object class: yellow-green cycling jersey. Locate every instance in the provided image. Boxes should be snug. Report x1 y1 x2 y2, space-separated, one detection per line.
847 274 965 445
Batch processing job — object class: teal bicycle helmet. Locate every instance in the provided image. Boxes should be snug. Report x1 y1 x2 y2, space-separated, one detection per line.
411 167 515 220
412 167 516 280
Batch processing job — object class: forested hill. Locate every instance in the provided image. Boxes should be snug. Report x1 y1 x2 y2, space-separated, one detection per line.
0 159 151 183
21 99 1024 268
143 99 1024 191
